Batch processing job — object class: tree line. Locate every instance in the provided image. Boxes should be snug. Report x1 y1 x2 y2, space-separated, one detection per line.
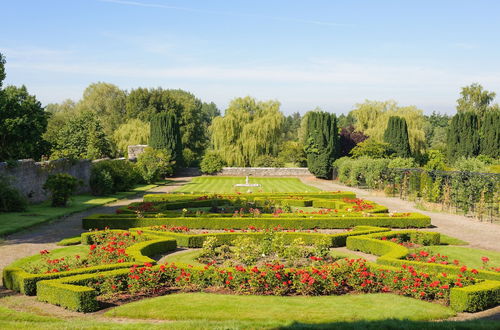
0 52 499 178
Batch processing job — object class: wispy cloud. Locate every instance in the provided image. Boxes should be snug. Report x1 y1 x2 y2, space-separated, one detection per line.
98 0 354 27
450 42 478 50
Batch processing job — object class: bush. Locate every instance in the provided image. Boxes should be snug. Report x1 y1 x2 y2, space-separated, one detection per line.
136 147 175 183
200 151 225 174
90 160 142 196
253 155 284 167
453 157 487 172
43 173 81 207
0 175 27 212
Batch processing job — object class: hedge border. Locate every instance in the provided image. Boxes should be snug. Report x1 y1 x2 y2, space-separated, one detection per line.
83 213 431 230
346 232 500 281
3 234 176 295
449 280 500 312
136 225 391 248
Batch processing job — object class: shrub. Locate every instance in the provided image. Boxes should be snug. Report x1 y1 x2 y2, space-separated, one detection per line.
0 175 27 212
350 139 391 158
136 147 175 183
453 157 487 172
90 160 142 196
253 155 284 167
200 151 225 174
43 173 81 207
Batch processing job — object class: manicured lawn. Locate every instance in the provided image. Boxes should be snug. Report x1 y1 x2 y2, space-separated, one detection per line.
163 249 204 266
421 246 500 269
439 234 468 246
0 184 157 237
1 301 500 330
106 292 455 322
174 177 320 193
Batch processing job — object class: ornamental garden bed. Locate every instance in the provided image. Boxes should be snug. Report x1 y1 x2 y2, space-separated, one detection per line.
3 191 499 315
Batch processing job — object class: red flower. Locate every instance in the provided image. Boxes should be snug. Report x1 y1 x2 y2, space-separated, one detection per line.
481 256 490 263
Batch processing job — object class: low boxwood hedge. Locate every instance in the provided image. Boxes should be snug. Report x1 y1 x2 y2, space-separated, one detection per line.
33 256 500 313
450 280 500 312
346 231 500 282
83 213 431 230
3 235 176 295
137 225 391 248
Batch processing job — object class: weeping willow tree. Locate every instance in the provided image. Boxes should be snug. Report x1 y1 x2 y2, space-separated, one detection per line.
210 96 284 166
350 100 426 155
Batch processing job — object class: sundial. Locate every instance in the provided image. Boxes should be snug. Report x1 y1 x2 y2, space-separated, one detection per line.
234 175 261 187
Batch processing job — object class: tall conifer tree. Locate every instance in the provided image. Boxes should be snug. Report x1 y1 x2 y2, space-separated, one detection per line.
480 111 500 158
447 112 480 160
149 112 183 166
383 116 412 158
304 111 339 179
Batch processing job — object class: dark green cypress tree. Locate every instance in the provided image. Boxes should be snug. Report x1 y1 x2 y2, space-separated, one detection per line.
447 112 480 160
149 112 183 166
304 111 340 179
383 116 412 158
480 111 500 158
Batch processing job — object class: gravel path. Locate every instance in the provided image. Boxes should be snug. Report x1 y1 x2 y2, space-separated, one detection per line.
301 177 500 252
0 177 191 285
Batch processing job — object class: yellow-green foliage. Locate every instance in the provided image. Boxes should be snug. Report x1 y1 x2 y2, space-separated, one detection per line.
450 280 500 312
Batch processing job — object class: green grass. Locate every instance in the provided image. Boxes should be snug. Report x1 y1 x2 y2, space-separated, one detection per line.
0 183 158 237
106 292 455 322
1 298 498 329
420 246 500 269
174 177 320 193
163 249 204 266
439 234 469 246
7 245 87 269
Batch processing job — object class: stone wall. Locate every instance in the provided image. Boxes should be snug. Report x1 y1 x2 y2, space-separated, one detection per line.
0 159 93 203
128 145 148 160
218 167 312 177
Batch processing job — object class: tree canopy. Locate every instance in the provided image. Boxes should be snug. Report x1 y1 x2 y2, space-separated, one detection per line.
49 111 112 160
383 116 412 158
0 85 49 161
351 100 426 155
303 111 339 179
210 96 284 166
456 83 499 118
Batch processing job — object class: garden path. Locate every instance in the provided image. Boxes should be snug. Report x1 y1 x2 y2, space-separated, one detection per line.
0 177 191 285
301 177 500 252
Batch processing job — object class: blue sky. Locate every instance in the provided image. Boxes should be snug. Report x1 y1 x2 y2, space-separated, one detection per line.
2 0 500 114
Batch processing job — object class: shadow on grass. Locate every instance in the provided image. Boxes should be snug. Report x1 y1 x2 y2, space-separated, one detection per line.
280 319 500 329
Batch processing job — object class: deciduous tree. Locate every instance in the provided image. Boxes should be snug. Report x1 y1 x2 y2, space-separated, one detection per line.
210 96 284 166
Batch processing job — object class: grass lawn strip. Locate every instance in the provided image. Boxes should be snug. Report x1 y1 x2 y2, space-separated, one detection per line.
419 246 500 270
0 183 158 237
105 292 455 322
174 177 321 193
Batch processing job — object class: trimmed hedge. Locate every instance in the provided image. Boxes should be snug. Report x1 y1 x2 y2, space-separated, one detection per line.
57 236 82 246
2 262 135 296
137 226 391 248
346 231 500 281
37 267 131 312
83 213 431 230
450 280 500 312
3 234 176 295
34 256 500 313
